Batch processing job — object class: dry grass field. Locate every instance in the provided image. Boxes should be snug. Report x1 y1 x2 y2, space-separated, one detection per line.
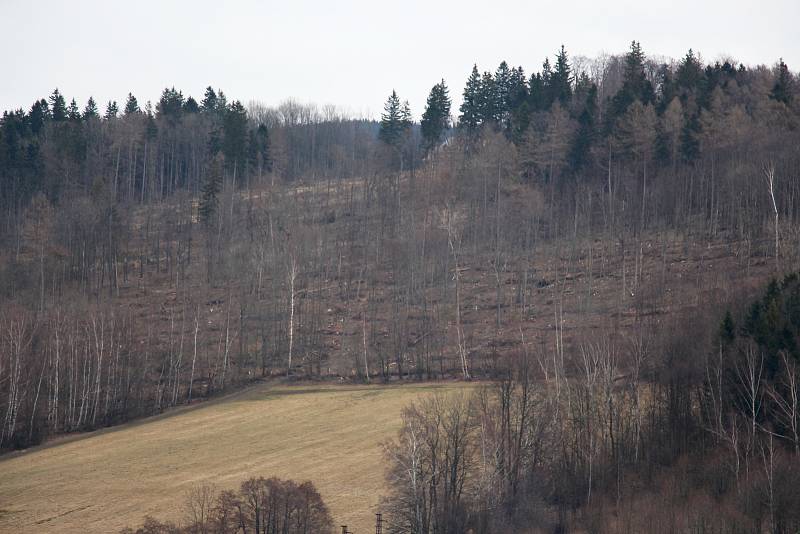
0 381 477 533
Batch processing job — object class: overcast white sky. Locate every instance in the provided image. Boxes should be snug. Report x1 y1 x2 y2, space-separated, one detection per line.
2 0 798 119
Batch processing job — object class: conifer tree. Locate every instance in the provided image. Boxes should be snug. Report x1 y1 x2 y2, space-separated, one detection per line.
573 71 594 102
505 67 529 141
201 86 218 113
29 99 49 134
657 64 677 113
676 49 704 97
223 100 248 173
494 61 512 125
144 101 158 139
378 90 406 148
247 124 272 176
104 101 118 119
459 65 483 132
719 310 736 345
400 100 412 130
67 99 81 121
550 45 573 105
479 71 499 125
608 40 655 128
528 72 546 112
183 96 200 114
569 84 597 172
49 89 67 122
199 154 223 226
420 80 451 153
207 128 222 157
625 41 646 77
157 87 185 119
770 59 794 104
540 58 553 107
507 67 528 110
83 97 99 120
680 112 700 162
509 101 530 145
216 90 228 112
123 93 140 115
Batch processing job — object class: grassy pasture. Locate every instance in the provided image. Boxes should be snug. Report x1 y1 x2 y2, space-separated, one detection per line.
0 381 476 533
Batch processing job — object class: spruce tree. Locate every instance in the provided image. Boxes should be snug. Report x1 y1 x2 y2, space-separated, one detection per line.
199 154 223 226
207 128 222 157
29 99 49 134
216 90 228 112
247 124 272 175
506 67 529 141
479 71 499 125
541 58 553 107
680 112 700 162
459 65 483 132
528 72 545 112
104 101 118 119
378 90 405 148
719 311 736 345
420 80 451 153
123 93 140 115
770 59 794 104
67 99 81 121
569 84 597 172
573 72 594 103
626 41 646 76
657 64 676 113
608 41 655 128
510 100 531 145
550 45 573 105
629 44 655 105
183 96 200 113
507 67 528 110
401 100 412 130
494 61 512 126
201 86 218 113
222 100 248 173
83 97 99 120
49 89 67 122
675 48 703 91
144 101 158 139
157 87 185 119
676 49 704 97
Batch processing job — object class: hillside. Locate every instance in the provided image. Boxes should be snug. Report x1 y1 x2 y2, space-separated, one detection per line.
2 43 798 454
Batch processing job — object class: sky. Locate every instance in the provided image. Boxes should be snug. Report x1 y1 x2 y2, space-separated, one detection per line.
2 0 798 120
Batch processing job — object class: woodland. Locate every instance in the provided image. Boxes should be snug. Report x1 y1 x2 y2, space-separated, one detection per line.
2 41 800 532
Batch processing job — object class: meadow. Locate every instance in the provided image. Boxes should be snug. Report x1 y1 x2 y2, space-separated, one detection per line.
0 381 476 533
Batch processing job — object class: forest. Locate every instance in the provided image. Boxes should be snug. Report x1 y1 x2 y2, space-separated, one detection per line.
1 40 800 532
